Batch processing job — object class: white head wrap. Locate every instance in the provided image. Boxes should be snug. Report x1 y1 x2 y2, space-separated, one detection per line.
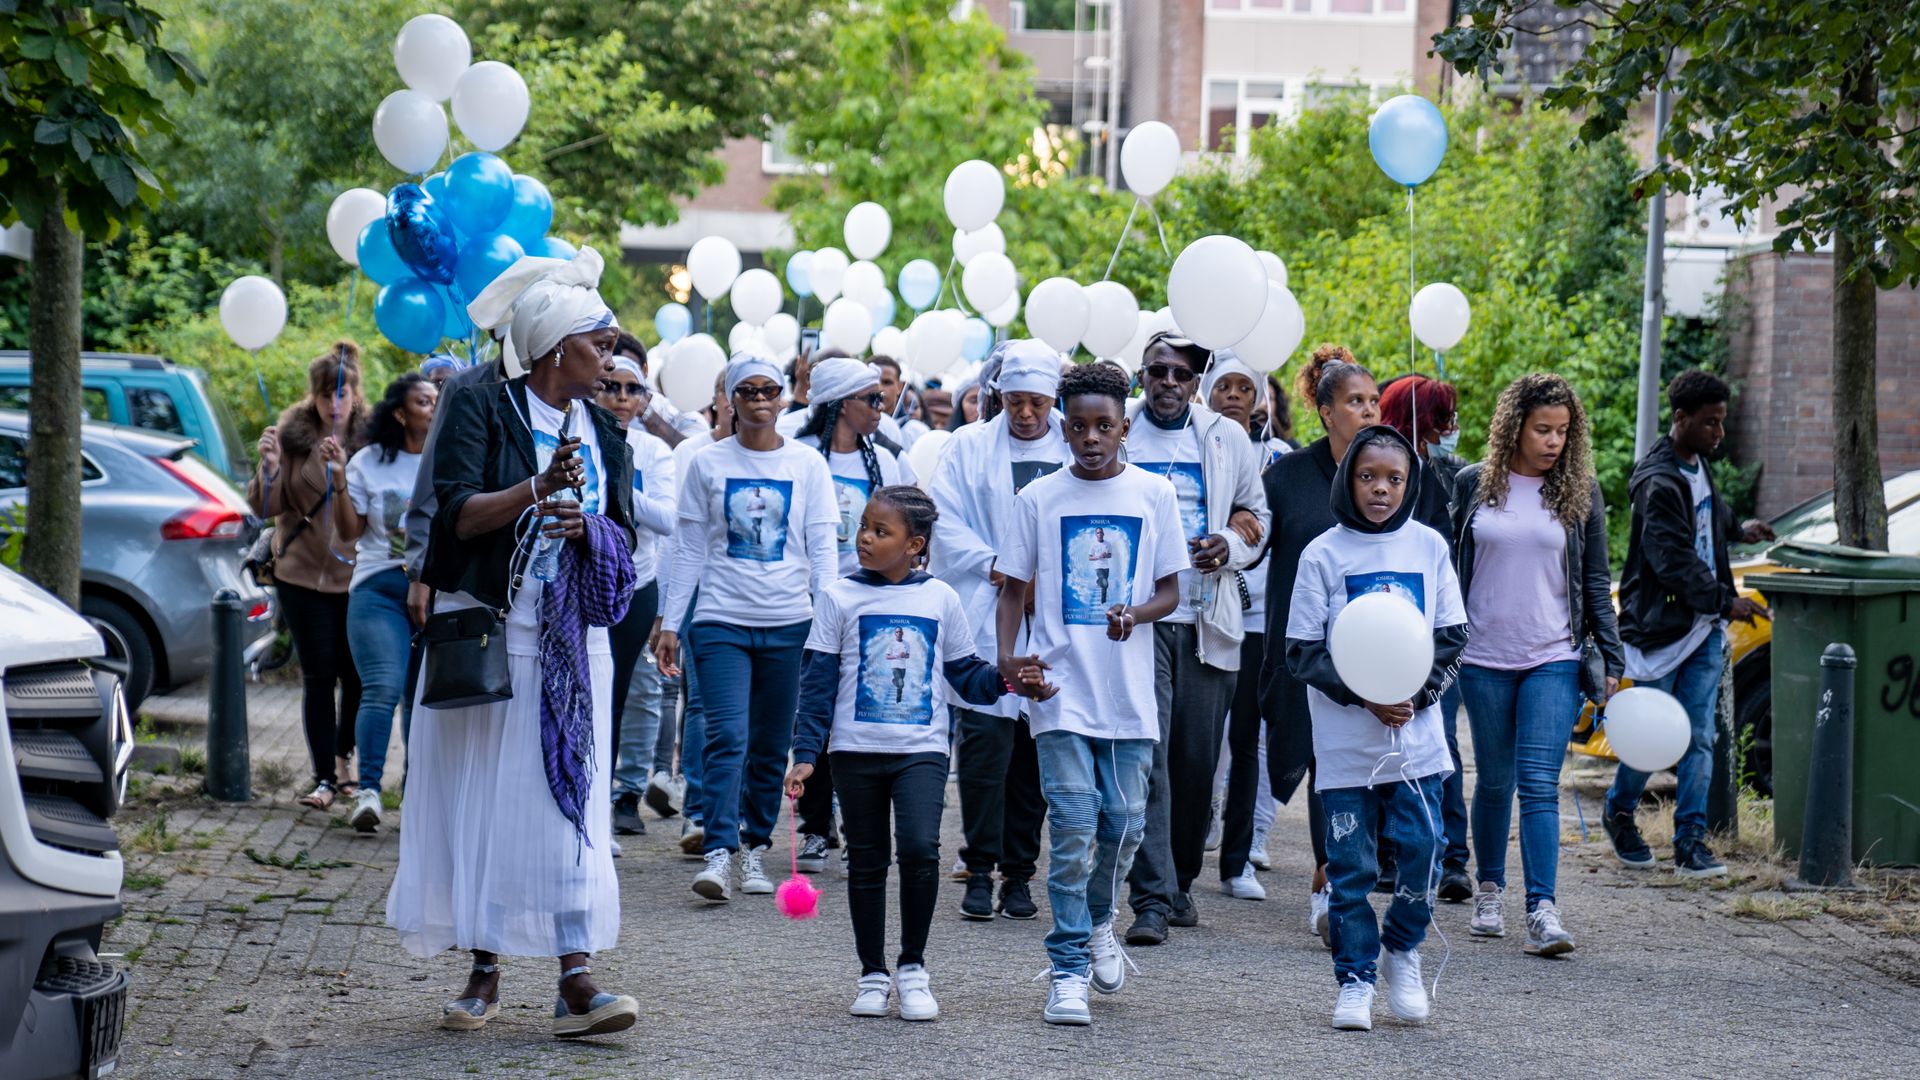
1201 349 1267 413
990 339 1063 398
465 245 617 377
607 355 644 382
807 357 881 406
724 353 785 399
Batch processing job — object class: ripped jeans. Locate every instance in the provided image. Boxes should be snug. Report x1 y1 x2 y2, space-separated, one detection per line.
1321 774 1443 986
1034 731 1154 976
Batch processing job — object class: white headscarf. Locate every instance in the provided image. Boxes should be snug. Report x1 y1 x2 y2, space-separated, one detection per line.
991 339 1063 398
1201 349 1267 414
465 245 617 377
808 357 881 406
724 353 785 399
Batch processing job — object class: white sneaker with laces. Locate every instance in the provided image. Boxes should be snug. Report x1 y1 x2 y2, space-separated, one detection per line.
1331 978 1375 1031
895 964 938 1021
1043 971 1092 1026
1088 921 1132 994
740 845 775 894
849 972 891 1017
1204 795 1224 852
1310 883 1332 945
692 848 732 902
349 787 382 833
1222 862 1267 901
1377 947 1428 1022
1525 899 1576 956
1469 881 1505 937
1249 826 1271 872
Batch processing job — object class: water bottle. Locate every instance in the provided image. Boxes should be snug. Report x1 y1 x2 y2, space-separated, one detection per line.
529 488 575 582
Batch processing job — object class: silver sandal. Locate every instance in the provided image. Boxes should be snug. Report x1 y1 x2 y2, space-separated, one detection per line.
552 964 639 1038
442 963 500 1030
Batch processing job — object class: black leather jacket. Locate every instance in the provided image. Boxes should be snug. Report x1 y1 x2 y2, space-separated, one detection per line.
1616 435 1739 650
1449 463 1624 679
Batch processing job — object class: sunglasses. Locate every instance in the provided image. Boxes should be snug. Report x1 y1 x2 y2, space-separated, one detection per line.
1144 362 1198 384
857 392 885 409
598 380 647 397
733 382 782 402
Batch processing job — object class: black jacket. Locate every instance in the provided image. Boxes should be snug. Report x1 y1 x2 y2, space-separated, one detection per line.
1450 463 1625 679
422 377 636 611
1617 435 1739 650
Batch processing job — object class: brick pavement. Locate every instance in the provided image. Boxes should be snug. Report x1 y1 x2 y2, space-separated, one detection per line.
110 684 1920 1079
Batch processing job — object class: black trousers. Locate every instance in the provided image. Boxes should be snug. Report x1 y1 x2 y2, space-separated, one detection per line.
955 708 1044 881
1130 622 1239 913
833 750 946 975
278 581 361 786
1220 631 1268 880
607 580 660 765
797 750 838 841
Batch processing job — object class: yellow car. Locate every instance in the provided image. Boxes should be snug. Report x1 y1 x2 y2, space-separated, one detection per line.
1571 469 1920 794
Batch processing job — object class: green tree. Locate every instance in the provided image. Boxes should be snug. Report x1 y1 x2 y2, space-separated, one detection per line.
1437 0 1918 550
0 0 201 605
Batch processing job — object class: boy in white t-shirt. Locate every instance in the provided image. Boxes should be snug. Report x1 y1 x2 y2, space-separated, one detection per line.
994 363 1188 1027
1284 426 1468 1033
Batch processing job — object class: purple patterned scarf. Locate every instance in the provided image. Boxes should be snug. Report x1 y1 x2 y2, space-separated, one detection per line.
539 514 634 845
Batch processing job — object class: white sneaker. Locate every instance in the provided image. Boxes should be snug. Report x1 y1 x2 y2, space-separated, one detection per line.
1088 921 1131 994
1331 978 1375 1031
1222 862 1267 901
849 971 891 1017
693 848 732 902
1525 899 1576 957
644 770 682 818
1469 881 1505 937
1043 971 1092 1026
1249 826 1271 872
1310 883 1332 945
1204 795 1224 852
349 787 382 833
1377 947 1429 1022
896 964 938 1021
610 839 623 859
678 819 706 856
740 845 775 894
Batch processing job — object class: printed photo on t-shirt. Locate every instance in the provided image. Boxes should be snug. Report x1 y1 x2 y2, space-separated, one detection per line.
1061 515 1140 624
533 429 601 513
1011 459 1062 494
855 614 937 725
378 489 409 559
1136 461 1205 539
1343 570 1426 613
725 478 793 561
833 475 872 552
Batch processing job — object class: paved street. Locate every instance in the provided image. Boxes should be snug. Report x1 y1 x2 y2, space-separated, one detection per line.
111 683 1920 1079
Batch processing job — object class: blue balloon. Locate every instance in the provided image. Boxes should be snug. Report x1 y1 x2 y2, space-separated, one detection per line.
356 219 410 285
443 152 515 236
1368 94 1448 187
455 232 527 301
867 290 896 330
898 259 941 311
375 278 448 353
540 236 577 260
785 250 815 298
387 183 459 285
422 171 450 210
442 293 473 341
500 175 553 248
653 302 691 344
961 317 992 362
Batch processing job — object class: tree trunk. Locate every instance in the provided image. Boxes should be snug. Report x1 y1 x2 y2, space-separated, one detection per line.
1830 52 1888 552
22 188 85 607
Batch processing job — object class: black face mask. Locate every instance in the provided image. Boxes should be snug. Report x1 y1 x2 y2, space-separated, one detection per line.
1330 425 1422 535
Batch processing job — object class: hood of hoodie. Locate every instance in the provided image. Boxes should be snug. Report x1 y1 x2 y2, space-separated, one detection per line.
1330 424 1421 535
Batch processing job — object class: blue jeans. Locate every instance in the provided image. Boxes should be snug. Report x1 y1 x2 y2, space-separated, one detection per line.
1439 682 1469 871
689 620 810 853
1460 661 1583 909
346 568 417 794
614 646 665 797
1034 731 1153 976
1606 628 1724 844
1322 775 1442 985
679 637 706 825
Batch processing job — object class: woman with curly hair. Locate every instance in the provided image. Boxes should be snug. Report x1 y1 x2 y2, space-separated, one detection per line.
1448 373 1623 957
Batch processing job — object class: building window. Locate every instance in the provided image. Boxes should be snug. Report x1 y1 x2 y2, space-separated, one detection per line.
1207 0 1414 14
1204 79 1291 157
762 124 809 175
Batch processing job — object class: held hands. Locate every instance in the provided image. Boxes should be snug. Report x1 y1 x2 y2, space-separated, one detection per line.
1105 603 1137 642
1365 699 1415 729
1227 509 1264 547
998 653 1057 701
784 762 813 799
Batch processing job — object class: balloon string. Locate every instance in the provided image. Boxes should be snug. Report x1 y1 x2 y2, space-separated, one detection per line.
939 256 977 317
1141 198 1173 260
1103 197 1142 282
1407 185 1418 446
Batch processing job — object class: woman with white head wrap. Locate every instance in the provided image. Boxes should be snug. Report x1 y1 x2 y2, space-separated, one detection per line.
395 246 645 1039
1202 348 1289 469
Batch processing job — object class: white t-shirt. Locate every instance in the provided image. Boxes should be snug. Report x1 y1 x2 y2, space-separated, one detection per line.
806 575 975 756
1287 522 1465 791
796 436 918 577
1009 433 1066 495
1462 472 1582 670
1625 461 1718 681
624 426 678 587
1125 417 1209 624
671 437 836 629
345 445 420 591
997 465 1189 742
507 391 609 656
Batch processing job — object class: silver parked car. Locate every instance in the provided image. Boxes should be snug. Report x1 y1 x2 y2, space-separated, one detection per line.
0 411 271 710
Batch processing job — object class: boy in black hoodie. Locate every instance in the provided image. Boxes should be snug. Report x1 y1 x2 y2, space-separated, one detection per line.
1284 426 1467 1031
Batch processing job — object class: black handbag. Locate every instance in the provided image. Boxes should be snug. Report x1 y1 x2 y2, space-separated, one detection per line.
1578 635 1608 706
418 601 512 709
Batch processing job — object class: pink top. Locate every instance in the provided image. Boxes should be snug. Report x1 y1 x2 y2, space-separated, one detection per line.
1462 472 1583 670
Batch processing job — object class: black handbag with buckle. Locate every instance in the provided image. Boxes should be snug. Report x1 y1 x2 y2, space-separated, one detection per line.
418 601 511 709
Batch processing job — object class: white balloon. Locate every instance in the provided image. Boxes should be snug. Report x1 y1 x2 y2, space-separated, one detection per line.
1080 281 1140 358
961 252 1016 313
810 247 849 304
661 334 727 413
1257 250 1289 290
1167 235 1267 349
1410 282 1472 352
1329 592 1434 705
451 61 529 153
907 429 953 492
326 188 386 266
372 90 449 175
953 223 1005 266
984 292 1021 328
1114 311 1157 375
943 159 1005 232
907 310 964 376
1601 687 1692 773
823 298 875 355
872 326 908 361
687 236 742 302
843 260 888 309
843 202 892 261
219 276 288 352
761 312 800 355
1025 277 1091 355
1227 282 1306 372
393 13 470 102
1120 120 1180 198
730 267 783 326
728 321 760 355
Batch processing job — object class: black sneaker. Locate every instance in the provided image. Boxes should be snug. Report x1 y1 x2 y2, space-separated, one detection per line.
1125 908 1169 946
795 833 829 874
959 873 996 920
1438 866 1474 903
612 792 645 836
1673 839 1728 880
1168 892 1199 928
1602 810 1656 869
998 878 1038 920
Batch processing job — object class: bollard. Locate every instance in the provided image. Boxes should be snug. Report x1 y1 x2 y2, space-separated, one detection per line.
206 588 252 801
1797 643 1855 888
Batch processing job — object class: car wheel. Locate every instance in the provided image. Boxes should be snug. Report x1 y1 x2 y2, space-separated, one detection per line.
81 596 156 713
1736 669 1773 798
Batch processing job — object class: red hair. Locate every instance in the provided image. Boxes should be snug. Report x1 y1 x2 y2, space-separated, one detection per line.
1379 375 1457 444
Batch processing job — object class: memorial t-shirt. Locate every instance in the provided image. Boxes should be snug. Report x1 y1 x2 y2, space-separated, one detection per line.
1126 417 1208 623
806 575 975 756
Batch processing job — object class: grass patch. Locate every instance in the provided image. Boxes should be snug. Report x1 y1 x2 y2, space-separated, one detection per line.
381 789 402 812
1730 894 1821 922
252 892 272 905
177 746 206 775
254 760 295 794
123 947 143 965
123 872 166 892
124 813 177 854
226 1003 248 1014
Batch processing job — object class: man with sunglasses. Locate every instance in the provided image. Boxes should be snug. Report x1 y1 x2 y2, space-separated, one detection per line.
1121 331 1271 946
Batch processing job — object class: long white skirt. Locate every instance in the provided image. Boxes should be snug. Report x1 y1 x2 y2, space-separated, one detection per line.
387 651 618 958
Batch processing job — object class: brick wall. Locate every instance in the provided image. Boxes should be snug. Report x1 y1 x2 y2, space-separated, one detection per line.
1724 251 1920 517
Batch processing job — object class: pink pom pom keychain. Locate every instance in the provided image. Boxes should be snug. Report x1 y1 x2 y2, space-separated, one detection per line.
775 792 821 920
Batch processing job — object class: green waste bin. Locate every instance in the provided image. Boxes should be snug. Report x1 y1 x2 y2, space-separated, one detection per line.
1749 541 1920 867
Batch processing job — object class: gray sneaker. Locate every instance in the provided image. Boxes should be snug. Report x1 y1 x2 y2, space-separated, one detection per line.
1524 899 1575 957
740 845 775 894
1043 971 1092 1026
1468 881 1505 937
